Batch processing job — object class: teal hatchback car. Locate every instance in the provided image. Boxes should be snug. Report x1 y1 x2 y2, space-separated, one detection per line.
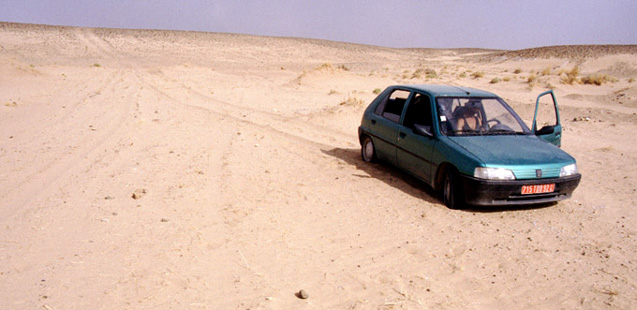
358 85 581 209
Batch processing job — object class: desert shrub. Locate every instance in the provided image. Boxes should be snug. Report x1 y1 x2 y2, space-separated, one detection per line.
373 88 382 94
411 68 437 79
459 72 467 78
541 66 552 76
317 63 333 70
629 77 635 83
471 71 484 79
581 74 617 86
93 63 101 67
339 96 365 107
561 67 580 85
513 68 522 74
527 74 537 84
328 90 339 95
338 64 350 71
490 77 501 84
503 77 511 82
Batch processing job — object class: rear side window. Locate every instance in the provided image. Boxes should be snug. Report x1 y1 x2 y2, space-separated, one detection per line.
374 89 410 122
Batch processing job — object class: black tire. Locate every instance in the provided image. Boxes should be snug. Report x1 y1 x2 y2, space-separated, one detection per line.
361 136 377 163
443 169 465 209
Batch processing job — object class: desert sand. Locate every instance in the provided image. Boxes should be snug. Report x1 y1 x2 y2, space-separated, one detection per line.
1 22 636 309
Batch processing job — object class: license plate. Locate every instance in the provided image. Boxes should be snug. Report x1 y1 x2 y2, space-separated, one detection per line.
521 184 555 195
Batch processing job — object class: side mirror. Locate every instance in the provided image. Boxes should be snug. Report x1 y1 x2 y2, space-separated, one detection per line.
536 125 555 135
413 125 433 137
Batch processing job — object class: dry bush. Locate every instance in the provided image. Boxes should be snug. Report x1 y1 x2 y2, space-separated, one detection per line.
527 73 537 84
490 77 501 84
412 68 437 79
514 68 522 74
471 71 484 79
560 67 580 85
316 63 333 70
541 66 552 76
339 96 365 107
581 74 617 86
373 88 382 94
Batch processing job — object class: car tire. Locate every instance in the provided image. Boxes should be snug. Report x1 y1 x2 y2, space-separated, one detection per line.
361 136 377 163
443 169 465 210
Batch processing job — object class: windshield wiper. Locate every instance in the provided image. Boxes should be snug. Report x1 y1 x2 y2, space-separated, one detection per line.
453 130 485 136
484 130 528 136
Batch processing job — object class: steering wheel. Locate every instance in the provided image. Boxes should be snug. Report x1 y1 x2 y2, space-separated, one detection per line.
487 118 501 128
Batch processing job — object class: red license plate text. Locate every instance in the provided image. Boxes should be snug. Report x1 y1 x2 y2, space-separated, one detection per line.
521 184 555 195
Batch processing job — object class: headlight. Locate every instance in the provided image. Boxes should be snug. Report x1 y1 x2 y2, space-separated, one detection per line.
560 163 578 177
474 167 515 180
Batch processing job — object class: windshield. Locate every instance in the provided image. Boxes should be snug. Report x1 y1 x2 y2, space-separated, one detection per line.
436 97 530 136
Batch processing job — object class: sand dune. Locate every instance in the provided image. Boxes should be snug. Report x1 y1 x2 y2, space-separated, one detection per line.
1 22 636 309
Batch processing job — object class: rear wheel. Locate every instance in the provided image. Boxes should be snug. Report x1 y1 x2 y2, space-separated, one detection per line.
361 136 376 163
443 169 465 209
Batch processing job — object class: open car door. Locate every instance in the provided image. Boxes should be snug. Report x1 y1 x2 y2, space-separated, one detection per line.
532 90 562 147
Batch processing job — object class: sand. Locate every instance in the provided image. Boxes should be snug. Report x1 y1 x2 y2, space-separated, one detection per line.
1 22 636 309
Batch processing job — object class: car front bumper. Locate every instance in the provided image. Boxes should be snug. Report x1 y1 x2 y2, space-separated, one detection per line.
459 174 581 206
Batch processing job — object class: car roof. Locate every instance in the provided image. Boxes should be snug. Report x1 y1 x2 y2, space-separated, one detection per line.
394 84 497 97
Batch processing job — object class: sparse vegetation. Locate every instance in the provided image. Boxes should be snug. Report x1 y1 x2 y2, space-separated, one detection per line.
337 64 350 71
527 73 537 84
412 68 437 79
581 74 617 86
93 63 101 67
317 63 333 70
503 77 511 82
541 66 552 76
373 88 382 94
514 68 522 74
629 77 635 83
458 72 467 78
560 66 580 85
490 77 501 84
471 71 484 79
339 96 365 107
328 90 339 95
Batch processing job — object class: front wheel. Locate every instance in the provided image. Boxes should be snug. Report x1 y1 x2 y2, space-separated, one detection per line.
361 136 377 163
443 169 465 209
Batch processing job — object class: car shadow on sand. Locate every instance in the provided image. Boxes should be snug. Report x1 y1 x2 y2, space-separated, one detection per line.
322 147 558 213
321 147 441 206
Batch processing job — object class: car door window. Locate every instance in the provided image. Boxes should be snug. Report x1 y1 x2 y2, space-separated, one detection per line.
374 89 410 123
403 93 433 130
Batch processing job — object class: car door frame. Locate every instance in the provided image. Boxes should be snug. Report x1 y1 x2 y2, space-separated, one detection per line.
395 91 437 184
366 88 411 166
532 90 562 147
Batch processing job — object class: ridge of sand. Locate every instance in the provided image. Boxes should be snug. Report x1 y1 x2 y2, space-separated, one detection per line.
1 22 636 309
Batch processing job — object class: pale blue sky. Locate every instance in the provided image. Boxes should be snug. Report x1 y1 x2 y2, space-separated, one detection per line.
1 0 635 50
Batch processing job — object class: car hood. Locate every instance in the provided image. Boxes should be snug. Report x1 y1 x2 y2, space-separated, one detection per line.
448 135 574 165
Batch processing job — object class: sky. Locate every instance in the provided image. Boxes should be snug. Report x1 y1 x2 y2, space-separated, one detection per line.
1 0 636 50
